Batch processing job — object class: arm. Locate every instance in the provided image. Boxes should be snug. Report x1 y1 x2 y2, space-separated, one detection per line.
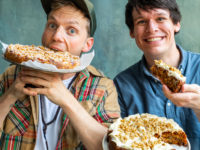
0 73 24 129
61 93 107 150
114 79 127 118
0 89 17 129
162 84 200 121
20 68 120 150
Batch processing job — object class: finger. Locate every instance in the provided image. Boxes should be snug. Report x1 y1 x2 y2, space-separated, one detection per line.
21 67 33 71
15 75 26 87
26 87 48 96
162 84 173 98
20 75 49 88
21 69 58 82
22 67 57 74
163 84 199 106
23 87 38 96
175 93 200 108
21 69 44 76
182 84 200 94
22 85 49 96
163 84 186 105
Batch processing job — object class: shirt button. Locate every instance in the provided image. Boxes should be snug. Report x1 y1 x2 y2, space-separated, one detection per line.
167 103 171 106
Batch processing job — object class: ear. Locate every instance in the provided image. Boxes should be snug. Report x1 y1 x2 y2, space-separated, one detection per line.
174 22 181 33
82 37 94 53
130 30 135 39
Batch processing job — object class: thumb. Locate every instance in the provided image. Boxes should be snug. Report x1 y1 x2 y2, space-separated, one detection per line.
162 84 172 97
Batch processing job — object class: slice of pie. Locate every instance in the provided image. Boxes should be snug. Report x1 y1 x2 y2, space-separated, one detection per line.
4 44 80 69
151 60 186 92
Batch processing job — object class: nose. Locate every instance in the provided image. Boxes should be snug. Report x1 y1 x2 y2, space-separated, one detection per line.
146 20 158 33
52 26 65 42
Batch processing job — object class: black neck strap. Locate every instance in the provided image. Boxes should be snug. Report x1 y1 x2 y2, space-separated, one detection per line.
40 73 78 150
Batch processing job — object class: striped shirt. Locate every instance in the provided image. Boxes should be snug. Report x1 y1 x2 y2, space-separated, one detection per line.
0 65 120 150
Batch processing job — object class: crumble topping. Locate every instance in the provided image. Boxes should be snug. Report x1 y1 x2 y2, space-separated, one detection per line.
108 114 186 149
5 44 80 69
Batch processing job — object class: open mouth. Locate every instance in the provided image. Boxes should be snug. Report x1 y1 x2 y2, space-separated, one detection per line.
50 45 64 52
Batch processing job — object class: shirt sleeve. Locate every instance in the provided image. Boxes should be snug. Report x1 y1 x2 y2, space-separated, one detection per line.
0 70 6 96
114 77 127 118
0 65 17 133
0 65 18 94
98 78 121 127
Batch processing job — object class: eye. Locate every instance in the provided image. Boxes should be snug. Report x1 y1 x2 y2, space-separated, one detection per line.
157 17 165 22
48 23 57 29
137 20 146 25
68 28 77 35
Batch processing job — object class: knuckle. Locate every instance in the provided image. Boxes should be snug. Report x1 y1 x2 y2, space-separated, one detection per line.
187 95 193 101
177 102 185 107
34 78 40 83
46 88 52 95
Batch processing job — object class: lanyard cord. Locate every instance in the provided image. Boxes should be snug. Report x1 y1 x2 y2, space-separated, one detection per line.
40 73 78 150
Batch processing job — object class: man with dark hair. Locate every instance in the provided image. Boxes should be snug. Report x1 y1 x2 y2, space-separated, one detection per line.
0 0 120 149
114 0 200 146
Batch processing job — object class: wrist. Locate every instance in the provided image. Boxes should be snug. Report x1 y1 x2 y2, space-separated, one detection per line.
1 90 17 106
60 93 79 112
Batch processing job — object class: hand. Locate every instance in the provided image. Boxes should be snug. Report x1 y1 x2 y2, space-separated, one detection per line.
20 68 72 106
6 73 28 101
162 84 200 110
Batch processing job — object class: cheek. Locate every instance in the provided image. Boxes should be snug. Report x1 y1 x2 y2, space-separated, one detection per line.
69 39 86 55
70 37 84 48
134 33 143 45
133 27 143 39
42 31 50 46
161 24 174 35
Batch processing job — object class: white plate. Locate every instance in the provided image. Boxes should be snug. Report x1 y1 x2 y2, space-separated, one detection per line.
102 135 109 150
102 135 191 150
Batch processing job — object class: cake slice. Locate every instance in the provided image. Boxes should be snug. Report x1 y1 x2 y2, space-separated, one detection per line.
150 60 186 92
4 44 80 69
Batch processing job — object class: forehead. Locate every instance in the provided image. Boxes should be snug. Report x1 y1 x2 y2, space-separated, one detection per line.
132 8 170 19
48 5 86 22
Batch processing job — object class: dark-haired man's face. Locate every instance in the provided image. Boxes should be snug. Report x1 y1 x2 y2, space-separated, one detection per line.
130 8 180 59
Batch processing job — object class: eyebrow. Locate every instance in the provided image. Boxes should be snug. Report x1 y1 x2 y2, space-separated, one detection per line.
134 12 169 21
155 12 169 17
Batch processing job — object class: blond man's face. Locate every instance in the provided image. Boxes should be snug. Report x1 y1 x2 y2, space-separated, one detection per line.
42 5 93 56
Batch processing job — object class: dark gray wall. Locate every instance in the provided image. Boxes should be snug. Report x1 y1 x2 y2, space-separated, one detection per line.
0 0 200 78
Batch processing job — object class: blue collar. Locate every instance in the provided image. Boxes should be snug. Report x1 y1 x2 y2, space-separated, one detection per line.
176 44 187 73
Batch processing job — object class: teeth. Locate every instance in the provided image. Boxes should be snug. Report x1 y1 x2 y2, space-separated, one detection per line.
147 37 162 42
52 48 59 51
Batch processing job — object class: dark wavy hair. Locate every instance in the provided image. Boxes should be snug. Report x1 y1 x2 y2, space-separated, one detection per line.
125 0 181 32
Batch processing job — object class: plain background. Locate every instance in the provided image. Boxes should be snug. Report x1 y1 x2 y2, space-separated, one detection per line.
0 0 200 79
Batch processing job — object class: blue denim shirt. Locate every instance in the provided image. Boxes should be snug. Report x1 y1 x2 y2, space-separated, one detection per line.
114 45 200 141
